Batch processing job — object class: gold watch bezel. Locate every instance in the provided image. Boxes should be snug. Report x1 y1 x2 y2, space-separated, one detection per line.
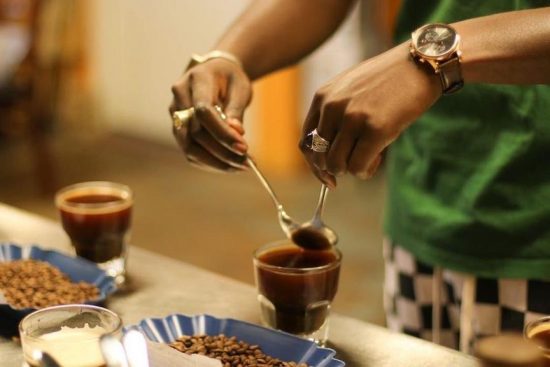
410 23 461 62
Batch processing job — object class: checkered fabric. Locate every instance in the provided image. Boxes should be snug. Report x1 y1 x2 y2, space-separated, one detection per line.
383 239 550 351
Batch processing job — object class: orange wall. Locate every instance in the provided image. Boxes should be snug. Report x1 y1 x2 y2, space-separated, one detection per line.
253 67 306 176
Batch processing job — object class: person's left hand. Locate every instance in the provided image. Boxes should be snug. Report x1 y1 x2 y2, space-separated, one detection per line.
300 43 442 188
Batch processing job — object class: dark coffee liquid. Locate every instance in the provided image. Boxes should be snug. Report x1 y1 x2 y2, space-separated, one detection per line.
291 227 331 250
60 194 131 263
255 246 340 334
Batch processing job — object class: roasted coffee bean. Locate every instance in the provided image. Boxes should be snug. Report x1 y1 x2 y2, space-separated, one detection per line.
0 259 100 309
169 334 309 367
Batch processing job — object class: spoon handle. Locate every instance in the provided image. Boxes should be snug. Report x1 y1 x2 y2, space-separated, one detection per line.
212 105 285 213
246 156 284 210
313 184 329 220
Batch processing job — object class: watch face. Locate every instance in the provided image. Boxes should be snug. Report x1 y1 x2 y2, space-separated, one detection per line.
413 24 458 58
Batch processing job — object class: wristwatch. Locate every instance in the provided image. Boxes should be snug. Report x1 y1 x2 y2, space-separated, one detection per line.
410 23 463 95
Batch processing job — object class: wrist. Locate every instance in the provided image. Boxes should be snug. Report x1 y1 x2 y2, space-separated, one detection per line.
392 42 441 98
185 50 243 72
409 23 464 95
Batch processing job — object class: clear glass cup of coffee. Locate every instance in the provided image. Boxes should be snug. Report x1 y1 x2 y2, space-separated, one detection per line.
55 181 133 285
253 240 342 346
19 304 122 367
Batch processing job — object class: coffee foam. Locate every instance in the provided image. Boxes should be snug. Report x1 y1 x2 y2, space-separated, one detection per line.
56 186 132 215
27 323 108 367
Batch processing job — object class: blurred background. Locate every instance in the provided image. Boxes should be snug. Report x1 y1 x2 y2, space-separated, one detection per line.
0 0 400 326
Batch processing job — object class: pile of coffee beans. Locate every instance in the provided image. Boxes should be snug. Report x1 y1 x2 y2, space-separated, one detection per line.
170 334 309 367
0 259 100 309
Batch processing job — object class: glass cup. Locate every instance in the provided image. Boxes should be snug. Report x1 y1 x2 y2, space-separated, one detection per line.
19 304 122 367
55 181 133 284
524 316 550 366
253 240 342 346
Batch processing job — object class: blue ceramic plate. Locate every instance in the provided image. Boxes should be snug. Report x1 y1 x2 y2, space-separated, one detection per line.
126 314 345 367
0 242 117 319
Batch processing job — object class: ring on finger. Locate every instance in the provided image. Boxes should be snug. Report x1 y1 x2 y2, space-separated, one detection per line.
306 128 331 153
172 107 195 130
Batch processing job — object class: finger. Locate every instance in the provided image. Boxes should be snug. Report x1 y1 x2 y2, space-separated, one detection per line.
189 125 248 169
312 102 344 172
194 104 248 156
300 93 322 144
227 119 245 135
299 95 322 169
224 72 251 123
300 143 337 189
365 154 383 178
186 143 246 174
347 130 385 179
189 71 248 154
170 77 193 113
325 126 360 177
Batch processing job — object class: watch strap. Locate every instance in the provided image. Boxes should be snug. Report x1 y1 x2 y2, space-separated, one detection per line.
438 56 463 95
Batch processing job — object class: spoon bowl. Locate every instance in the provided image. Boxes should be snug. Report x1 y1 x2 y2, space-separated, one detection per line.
290 184 338 250
246 157 300 237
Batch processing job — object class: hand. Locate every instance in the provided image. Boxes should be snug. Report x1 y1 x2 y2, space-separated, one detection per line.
299 43 442 188
169 58 252 173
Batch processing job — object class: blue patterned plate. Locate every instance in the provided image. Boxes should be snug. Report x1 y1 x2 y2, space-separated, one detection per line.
126 314 345 367
0 242 117 319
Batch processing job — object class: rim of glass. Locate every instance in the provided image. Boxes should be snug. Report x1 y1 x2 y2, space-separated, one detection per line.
253 240 342 273
524 315 550 343
55 181 132 210
19 304 123 340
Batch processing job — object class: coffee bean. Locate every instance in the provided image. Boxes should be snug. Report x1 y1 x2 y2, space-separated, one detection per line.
169 334 309 367
0 259 100 309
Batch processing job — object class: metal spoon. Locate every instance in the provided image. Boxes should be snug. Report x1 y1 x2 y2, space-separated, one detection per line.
291 184 338 250
100 334 130 367
122 330 149 367
246 156 300 238
213 105 300 238
213 105 336 248
33 351 61 367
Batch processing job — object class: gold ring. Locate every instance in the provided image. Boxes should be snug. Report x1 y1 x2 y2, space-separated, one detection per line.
172 107 195 130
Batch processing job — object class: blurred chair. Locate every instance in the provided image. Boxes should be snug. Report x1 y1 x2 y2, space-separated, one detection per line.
0 0 73 194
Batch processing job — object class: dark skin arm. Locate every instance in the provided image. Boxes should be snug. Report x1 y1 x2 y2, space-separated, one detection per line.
301 7 550 188
170 5 550 184
215 0 357 80
169 0 356 173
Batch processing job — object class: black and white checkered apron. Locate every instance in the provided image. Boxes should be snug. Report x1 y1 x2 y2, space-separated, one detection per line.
383 239 550 353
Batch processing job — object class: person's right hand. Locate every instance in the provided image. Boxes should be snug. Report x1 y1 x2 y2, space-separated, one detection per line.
169 58 252 173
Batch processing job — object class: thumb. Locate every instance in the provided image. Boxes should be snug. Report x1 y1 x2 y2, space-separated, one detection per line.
224 75 251 125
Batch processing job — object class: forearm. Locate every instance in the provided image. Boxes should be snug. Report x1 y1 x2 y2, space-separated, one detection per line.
214 0 356 80
454 7 550 84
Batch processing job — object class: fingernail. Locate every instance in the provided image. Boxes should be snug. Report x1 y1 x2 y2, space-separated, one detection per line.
232 142 248 154
321 172 337 189
228 120 245 135
228 117 243 125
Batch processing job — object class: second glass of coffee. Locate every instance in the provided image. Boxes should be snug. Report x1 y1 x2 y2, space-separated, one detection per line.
55 181 133 284
253 240 341 346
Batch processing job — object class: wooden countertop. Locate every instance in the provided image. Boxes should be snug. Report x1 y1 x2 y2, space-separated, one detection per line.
0 203 478 366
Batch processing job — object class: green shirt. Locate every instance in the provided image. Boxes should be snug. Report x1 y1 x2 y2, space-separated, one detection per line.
385 0 550 279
